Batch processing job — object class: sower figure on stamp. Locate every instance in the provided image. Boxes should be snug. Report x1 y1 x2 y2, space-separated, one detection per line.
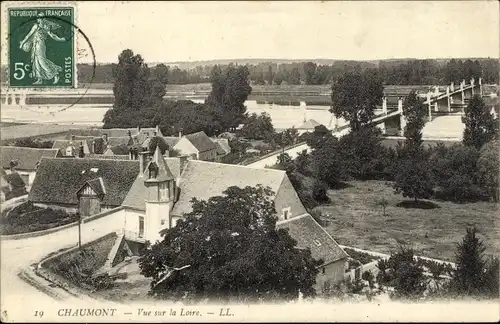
19 13 66 85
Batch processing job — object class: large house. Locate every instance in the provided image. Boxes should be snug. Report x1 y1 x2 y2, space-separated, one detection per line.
0 146 61 186
28 146 348 289
173 131 219 161
115 147 346 287
29 158 140 215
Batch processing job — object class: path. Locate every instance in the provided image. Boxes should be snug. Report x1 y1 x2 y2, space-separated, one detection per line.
1 212 123 312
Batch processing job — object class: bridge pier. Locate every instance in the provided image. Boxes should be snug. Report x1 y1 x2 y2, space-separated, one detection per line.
427 92 432 121
460 81 465 104
397 97 406 137
446 86 451 112
382 96 388 115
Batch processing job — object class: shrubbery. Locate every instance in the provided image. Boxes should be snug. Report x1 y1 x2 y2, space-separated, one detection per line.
0 201 79 235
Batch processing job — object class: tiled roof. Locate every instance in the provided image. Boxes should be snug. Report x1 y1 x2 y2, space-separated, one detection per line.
183 131 218 153
1 172 27 199
0 146 60 171
163 136 181 148
122 156 184 211
277 214 348 266
2 172 26 189
66 127 161 140
85 154 130 160
171 160 285 216
297 119 321 129
211 138 231 155
29 158 140 206
107 137 134 147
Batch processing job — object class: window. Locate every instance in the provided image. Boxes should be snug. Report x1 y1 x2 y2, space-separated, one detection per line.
283 210 289 220
160 182 169 200
322 267 326 275
160 219 166 226
138 216 144 238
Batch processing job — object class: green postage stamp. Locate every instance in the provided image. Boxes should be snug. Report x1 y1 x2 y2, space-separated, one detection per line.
7 5 76 88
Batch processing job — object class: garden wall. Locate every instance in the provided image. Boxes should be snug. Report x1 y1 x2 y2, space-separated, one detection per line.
37 232 119 292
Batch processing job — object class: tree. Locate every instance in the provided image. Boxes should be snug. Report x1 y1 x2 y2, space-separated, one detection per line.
303 62 317 85
477 140 500 201
376 198 389 216
330 69 384 132
147 136 169 155
103 49 168 128
388 246 427 299
402 90 427 156
278 127 299 147
429 144 484 202
9 138 54 148
206 65 253 132
239 112 275 140
289 67 301 85
463 95 498 150
305 125 333 150
338 126 389 180
267 65 274 85
393 158 433 203
139 185 321 303
310 136 348 188
451 227 489 297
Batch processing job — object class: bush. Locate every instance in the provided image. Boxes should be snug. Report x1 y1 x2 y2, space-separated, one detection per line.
346 279 366 294
362 270 375 289
90 273 115 291
0 201 79 235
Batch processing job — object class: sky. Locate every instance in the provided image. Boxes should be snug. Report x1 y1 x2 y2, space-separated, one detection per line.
2 1 499 64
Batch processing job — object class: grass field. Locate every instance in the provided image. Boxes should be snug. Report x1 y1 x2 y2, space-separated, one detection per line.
318 180 499 262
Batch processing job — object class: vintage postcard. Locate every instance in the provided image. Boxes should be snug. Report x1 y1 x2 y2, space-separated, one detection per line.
0 1 499 323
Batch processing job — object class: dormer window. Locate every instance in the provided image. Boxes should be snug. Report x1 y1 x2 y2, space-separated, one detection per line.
148 162 159 179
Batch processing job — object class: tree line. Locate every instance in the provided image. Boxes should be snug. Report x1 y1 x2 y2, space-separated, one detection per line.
74 57 499 86
102 49 252 137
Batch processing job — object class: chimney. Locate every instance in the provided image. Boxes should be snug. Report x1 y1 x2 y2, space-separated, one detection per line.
138 151 150 176
137 126 141 134
178 131 182 139
91 140 96 154
9 160 17 173
164 149 170 158
155 125 160 134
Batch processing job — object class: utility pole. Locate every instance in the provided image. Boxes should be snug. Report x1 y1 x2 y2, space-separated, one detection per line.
78 213 82 249
76 197 82 249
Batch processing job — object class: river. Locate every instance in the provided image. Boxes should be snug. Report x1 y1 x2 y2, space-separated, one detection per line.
0 100 348 130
